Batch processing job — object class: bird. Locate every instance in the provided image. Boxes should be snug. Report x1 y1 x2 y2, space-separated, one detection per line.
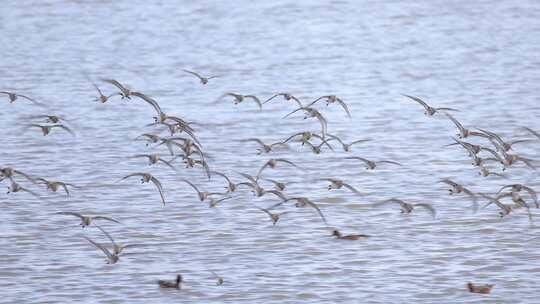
320 178 364 195
36 178 80 196
0 167 36 183
158 274 182 289
374 198 436 218
6 182 42 199
210 171 237 193
438 179 478 211
179 178 223 202
84 236 119 264
95 225 137 256
444 113 487 139
208 196 232 208
56 212 120 227
89 78 119 103
345 156 402 170
0 91 39 104
467 282 494 294
26 115 69 124
331 229 369 240
326 134 370 152
306 95 351 117
499 149 536 170
101 79 133 99
130 154 176 171
497 184 538 208
304 139 334 154
264 93 303 107
480 194 513 218
240 138 288 154
260 178 291 191
130 91 164 117
272 197 328 226
283 107 328 137
25 124 75 137
522 126 540 141
282 131 326 146
220 93 262 109
118 173 166 205
256 158 298 180
210 271 224 286
477 128 531 152
183 69 220 85
402 94 458 116
254 206 288 225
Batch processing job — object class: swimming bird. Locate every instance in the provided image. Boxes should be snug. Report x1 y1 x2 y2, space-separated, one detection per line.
0 91 39 104
402 94 458 116
101 79 132 99
306 95 351 117
84 236 119 264
264 93 303 107
220 93 262 109
345 156 402 170
326 134 370 152
210 271 224 286
180 178 223 202
131 154 176 171
256 158 298 180
320 178 364 195
158 274 182 289
331 229 369 240
374 198 436 218
183 69 220 85
119 173 166 205
467 282 493 294
240 138 288 154
57 212 120 227
36 178 80 196
284 107 328 137
254 206 288 225
25 124 75 137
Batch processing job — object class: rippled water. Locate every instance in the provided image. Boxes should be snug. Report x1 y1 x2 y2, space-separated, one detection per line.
1 1 540 303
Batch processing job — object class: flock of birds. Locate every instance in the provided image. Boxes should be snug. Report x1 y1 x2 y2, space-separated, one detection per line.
3 69 540 295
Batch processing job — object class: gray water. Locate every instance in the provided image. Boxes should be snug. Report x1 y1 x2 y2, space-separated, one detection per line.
1 1 540 303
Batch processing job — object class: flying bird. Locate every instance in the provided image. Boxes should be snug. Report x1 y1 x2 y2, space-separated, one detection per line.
345 156 402 170
119 173 166 205
402 94 458 116
57 212 120 227
306 95 351 117
183 69 220 85
264 93 303 107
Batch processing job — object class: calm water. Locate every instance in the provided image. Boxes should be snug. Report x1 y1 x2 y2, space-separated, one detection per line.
1 1 540 303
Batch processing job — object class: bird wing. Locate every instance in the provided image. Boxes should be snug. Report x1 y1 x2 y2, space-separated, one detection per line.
182 69 204 80
402 94 430 110
57 211 85 220
244 95 262 109
444 113 466 134
413 203 437 218
342 182 363 195
336 98 351 117
53 124 76 137
131 92 163 116
93 216 121 224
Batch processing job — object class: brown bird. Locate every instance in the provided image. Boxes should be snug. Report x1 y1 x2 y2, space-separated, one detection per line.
438 179 478 211
256 158 298 180
158 274 183 289
282 131 325 146
57 212 120 228
402 94 458 116
272 197 328 226
36 178 80 196
331 229 369 240
119 173 166 205
264 93 303 107
326 134 370 152
375 198 436 218
84 236 119 264
497 184 538 208
255 206 288 225
220 93 262 109
320 178 364 195
284 107 328 137
0 167 36 183
306 95 351 117
101 78 133 99
6 182 41 199
96 225 138 256
240 138 289 154
345 156 402 170
444 113 487 139
183 69 220 85
210 271 224 286
131 154 176 171
467 282 494 294
0 91 40 104
27 115 70 124
208 196 232 208
180 178 223 202
25 124 75 137
89 78 119 103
